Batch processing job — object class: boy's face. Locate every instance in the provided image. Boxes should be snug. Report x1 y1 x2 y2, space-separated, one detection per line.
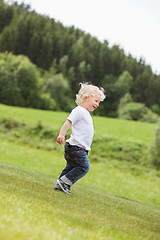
83 92 101 112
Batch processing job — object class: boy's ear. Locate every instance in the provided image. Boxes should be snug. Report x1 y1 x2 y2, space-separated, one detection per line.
82 96 88 102
84 96 88 99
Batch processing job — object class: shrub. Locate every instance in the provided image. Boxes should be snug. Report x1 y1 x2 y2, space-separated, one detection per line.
150 104 160 115
118 102 159 123
118 93 133 110
140 110 160 123
38 93 58 110
0 117 25 129
118 102 147 121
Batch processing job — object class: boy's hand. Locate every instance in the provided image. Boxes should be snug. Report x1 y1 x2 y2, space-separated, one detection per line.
56 119 71 145
57 135 65 145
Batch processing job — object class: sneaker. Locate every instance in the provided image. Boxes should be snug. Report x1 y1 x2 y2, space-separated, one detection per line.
54 181 62 191
57 179 71 195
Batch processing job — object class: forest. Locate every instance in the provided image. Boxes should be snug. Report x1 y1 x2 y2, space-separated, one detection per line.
0 0 160 122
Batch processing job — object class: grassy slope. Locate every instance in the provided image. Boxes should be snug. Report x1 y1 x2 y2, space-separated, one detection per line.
0 103 156 145
0 140 160 206
1 161 160 240
0 104 160 239
93 116 156 146
0 104 68 130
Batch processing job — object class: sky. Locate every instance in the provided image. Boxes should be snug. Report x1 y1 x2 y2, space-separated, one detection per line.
7 0 160 74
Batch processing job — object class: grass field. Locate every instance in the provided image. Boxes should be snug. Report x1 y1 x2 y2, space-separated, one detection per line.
0 103 156 144
0 104 160 239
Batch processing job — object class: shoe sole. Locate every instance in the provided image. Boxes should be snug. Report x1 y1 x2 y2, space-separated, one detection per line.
57 179 71 195
54 187 63 191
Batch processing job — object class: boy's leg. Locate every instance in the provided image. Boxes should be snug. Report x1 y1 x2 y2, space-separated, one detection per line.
55 143 90 194
57 164 74 195
65 151 90 184
59 162 73 179
54 162 73 191
57 157 89 194
63 145 90 184
54 142 74 192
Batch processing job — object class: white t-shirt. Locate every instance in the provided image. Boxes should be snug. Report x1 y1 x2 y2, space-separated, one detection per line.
66 106 94 151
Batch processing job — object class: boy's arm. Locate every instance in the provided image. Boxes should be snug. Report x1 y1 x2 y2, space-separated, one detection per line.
56 119 72 145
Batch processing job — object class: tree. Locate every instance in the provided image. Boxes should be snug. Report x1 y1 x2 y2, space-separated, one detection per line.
132 66 152 105
0 1 14 33
77 61 91 83
0 52 42 108
98 74 118 117
58 55 68 76
0 68 24 106
118 93 133 110
115 70 133 97
109 45 126 76
99 40 110 77
44 73 74 112
0 1 160 117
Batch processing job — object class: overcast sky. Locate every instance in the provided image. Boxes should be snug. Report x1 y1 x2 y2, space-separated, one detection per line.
8 0 160 74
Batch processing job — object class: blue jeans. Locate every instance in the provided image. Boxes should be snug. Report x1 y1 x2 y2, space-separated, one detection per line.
59 142 90 184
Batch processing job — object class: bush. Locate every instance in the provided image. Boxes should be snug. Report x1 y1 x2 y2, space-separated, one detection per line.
38 93 58 110
118 102 147 121
151 104 160 115
140 110 160 123
0 117 25 129
118 102 159 123
118 93 133 110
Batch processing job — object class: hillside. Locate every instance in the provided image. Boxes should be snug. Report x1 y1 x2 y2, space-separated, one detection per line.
0 103 156 143
0 103 157 167
0 104 160 239
1 161 160 240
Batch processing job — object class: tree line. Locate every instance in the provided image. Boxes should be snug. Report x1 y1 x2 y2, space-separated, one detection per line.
0 0 160 122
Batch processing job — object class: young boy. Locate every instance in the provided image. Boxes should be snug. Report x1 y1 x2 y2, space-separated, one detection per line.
55 83 105 195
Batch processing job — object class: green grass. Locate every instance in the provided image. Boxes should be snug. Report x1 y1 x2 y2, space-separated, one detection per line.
0 140 160 206
0 104 160 239
93 116 156 146
0 103 68 130
0 103 156 145
0 103 157 166
1 161 160 240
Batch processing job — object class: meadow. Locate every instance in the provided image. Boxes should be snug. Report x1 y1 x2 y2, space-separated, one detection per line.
0 104 160 240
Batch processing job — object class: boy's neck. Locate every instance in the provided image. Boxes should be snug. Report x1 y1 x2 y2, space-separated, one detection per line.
78 104 89 111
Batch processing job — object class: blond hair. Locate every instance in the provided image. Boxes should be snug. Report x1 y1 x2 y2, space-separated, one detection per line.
75 82 106 105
